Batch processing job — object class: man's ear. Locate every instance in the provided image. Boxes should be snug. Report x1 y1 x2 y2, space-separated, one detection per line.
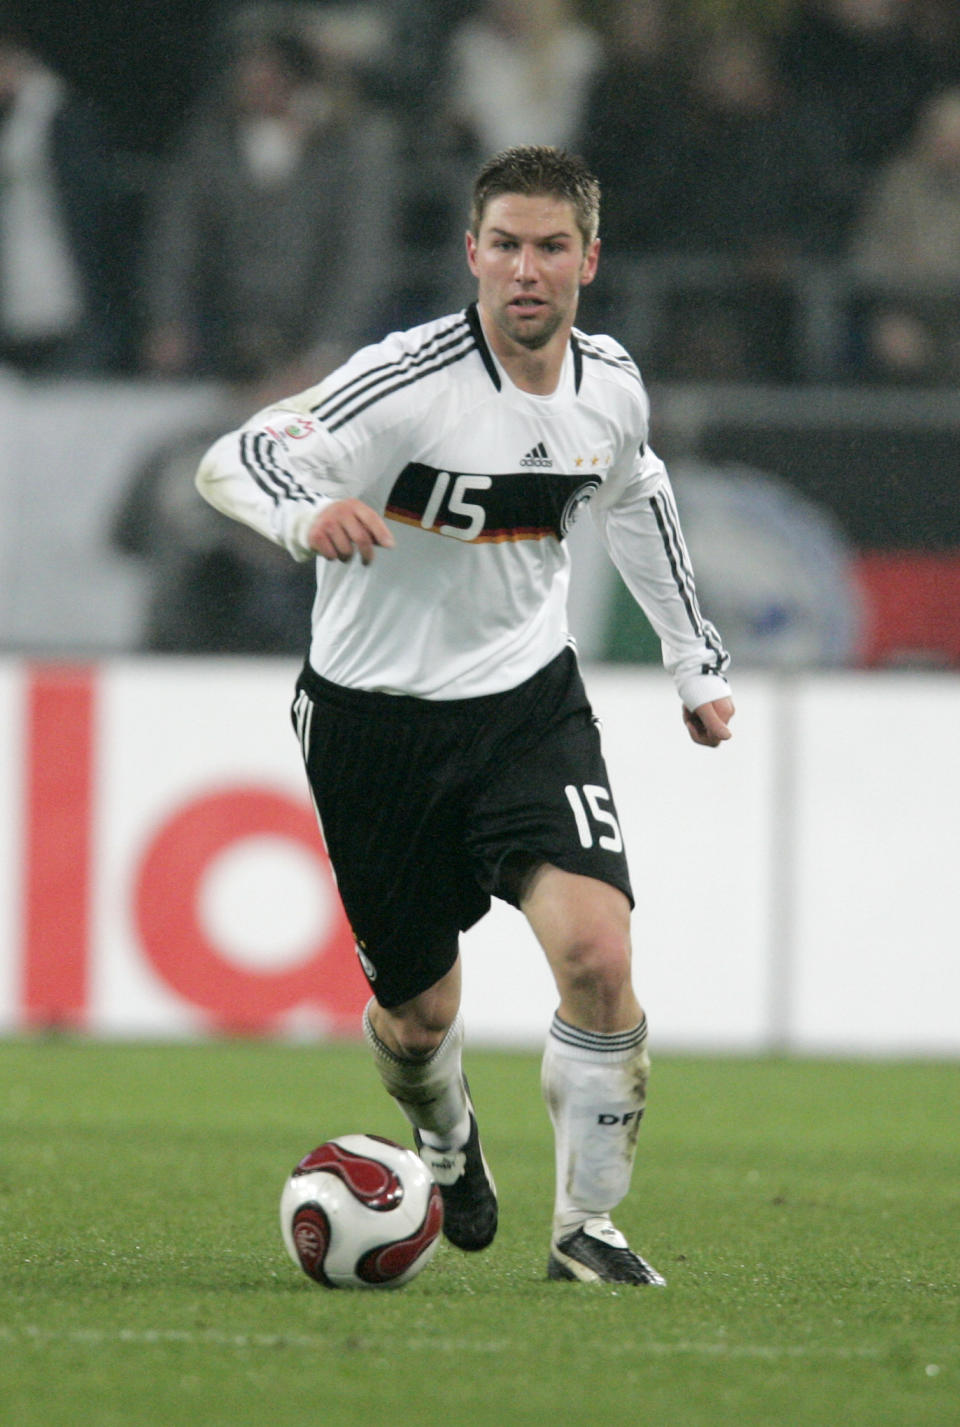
580 237 601 288
465 230 479 277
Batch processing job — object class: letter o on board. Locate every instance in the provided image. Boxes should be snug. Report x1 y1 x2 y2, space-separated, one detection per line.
134 787 365 1032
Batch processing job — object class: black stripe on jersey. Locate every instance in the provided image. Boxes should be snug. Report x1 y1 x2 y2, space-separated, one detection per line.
240 430 315 505
570 332 584 392
576 334 643 385
385 462 599 542
465 302 502 390
652 488 700 626
326 340 479 434
311 315 475 431
650 490 729 675
312 312 470 419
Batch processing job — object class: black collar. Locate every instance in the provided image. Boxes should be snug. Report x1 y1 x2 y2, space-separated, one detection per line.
570 330 584 393
466 302 584 394
465 303 501 390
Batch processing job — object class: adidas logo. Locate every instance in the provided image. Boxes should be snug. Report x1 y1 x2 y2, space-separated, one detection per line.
520 441 553 468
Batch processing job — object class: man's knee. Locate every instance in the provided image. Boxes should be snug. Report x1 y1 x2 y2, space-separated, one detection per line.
368 967 461 1060
556 931 633 1006
376 1006 451 1060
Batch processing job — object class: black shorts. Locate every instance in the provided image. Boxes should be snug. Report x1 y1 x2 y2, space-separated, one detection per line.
292 646 633 1008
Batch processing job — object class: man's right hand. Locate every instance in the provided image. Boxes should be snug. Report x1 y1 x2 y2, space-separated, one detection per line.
307 500 395 565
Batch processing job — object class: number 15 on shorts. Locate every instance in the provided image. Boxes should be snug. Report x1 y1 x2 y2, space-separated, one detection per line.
564 784 623 852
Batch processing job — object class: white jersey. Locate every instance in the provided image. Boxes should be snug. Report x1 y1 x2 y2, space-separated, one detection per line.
196 304 730 706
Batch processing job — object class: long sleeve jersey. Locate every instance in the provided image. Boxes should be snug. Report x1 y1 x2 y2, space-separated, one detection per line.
196 303 731 707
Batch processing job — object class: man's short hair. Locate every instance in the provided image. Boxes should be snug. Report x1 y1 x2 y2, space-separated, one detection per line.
470 146 601 249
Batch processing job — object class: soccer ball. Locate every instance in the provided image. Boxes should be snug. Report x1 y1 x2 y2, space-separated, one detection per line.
280 1134 444 1289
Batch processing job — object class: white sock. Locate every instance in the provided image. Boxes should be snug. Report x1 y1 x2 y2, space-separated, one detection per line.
541 1011 650 1239
363 1000 471 1150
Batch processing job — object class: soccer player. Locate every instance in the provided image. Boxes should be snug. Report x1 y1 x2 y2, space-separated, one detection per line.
196 146 734 1285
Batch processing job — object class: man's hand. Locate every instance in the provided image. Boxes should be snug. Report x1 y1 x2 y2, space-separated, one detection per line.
307 499 395 565
683 696 735 747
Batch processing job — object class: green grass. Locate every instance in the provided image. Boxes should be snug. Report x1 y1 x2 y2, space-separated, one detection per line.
0 1041 957 1427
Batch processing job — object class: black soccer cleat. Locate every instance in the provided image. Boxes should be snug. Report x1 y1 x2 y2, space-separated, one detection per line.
547 1217 666 1286
414 1098 498 1252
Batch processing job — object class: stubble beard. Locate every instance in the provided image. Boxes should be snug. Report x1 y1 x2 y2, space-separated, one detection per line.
496 302 566 352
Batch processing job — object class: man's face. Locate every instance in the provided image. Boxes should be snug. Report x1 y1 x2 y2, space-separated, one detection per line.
466 193 599 353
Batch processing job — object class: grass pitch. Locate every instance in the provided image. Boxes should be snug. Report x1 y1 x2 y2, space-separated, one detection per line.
0 1040 957 1427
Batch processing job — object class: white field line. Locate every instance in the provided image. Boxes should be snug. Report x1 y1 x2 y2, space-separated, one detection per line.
0 1326 888 1360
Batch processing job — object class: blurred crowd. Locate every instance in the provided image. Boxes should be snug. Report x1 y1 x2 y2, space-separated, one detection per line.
3 0 960 389
3 0 958 664
1 0 958 390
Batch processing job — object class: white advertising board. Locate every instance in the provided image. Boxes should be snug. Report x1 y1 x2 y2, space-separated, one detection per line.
1 658 958 1055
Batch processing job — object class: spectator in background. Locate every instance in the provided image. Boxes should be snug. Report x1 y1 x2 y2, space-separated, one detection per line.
908 0 960 91
363 0 478 134
140 21 400 384
848 88 960 383
777 0 939 246
577 0 687 257
0 24 122 373
444 0 602 158
647 25 848 381
665 26 848 259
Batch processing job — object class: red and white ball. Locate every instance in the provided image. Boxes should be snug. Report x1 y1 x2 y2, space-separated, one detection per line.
280 1134 443 1289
